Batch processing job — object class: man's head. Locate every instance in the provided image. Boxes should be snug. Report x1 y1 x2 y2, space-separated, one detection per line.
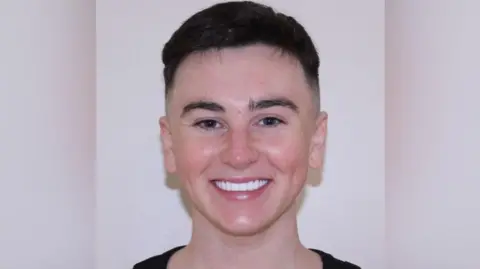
159 1 328 236
162 1 320 109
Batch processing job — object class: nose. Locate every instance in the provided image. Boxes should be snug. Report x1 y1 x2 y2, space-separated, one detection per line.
220 127 259 169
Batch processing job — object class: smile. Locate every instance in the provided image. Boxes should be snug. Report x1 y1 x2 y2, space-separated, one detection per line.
213 179 270 192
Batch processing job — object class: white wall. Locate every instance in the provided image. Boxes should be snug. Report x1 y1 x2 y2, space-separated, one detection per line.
386 1 480 268
8 1 479 269
96 1 385 269
0 1 95 269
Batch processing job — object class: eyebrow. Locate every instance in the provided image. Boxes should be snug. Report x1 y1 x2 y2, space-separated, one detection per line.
181 101 225 117
181 97 298 117
248 97 298 113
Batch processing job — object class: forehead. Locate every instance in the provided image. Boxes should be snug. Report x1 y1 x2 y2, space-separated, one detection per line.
168 44 312 108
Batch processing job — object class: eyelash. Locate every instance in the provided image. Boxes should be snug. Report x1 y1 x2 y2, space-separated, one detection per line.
193 117 286 130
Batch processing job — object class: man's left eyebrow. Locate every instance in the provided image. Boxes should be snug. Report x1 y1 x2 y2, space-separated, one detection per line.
248 97 299 113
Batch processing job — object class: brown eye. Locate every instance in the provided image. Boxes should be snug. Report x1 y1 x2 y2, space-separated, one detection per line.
194 119 223 130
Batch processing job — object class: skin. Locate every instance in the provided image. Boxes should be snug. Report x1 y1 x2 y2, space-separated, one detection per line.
159 44 328 269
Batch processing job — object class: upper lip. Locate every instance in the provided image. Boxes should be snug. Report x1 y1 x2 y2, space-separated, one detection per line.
211 177 272 183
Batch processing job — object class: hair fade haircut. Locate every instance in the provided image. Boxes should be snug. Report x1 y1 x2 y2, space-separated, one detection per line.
162 1 320 106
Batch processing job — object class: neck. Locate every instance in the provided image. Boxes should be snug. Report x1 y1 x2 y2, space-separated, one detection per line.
184 206 307 269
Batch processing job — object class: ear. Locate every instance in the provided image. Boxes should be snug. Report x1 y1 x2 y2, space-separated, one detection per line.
309 111 328 169
159 116 177 174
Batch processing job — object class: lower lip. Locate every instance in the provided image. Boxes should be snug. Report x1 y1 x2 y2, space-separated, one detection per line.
211 181 271 201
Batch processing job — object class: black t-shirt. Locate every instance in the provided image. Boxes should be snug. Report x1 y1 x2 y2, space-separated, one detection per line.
133 246 361 269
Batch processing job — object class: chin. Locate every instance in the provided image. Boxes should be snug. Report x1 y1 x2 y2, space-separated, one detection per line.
215 217 272 237
206 203 292 238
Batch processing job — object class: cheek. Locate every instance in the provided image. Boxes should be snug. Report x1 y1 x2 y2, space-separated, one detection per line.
258 130 310 178
173 134 220 178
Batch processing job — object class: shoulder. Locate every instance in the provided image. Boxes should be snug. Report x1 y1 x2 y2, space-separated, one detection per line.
132 246 185 269
132 246 360 269
310 249 361 269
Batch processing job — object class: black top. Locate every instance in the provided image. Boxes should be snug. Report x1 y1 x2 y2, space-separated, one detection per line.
133 246 361 269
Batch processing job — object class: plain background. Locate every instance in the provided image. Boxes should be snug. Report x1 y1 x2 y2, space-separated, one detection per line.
386 1 480 268
1 1 479 269
0 1 95 269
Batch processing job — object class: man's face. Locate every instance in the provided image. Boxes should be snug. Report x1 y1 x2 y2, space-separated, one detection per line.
159 44 327 236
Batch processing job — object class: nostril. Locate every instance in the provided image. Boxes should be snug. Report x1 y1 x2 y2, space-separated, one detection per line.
219 129 259 167
220 146 259 168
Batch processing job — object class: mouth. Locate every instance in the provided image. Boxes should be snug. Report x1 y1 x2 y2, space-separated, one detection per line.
210 178 272 201
213 179 270 192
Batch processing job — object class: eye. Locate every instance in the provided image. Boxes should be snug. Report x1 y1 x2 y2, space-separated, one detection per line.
193 119 224 130
257 117 285 127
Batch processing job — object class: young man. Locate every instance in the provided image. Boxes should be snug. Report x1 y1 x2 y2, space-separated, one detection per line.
134 1 360 268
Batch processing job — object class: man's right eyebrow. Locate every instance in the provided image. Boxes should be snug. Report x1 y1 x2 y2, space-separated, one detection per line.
181 101 225 117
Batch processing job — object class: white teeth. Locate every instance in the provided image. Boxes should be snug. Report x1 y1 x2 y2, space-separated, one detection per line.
214 179 269 192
